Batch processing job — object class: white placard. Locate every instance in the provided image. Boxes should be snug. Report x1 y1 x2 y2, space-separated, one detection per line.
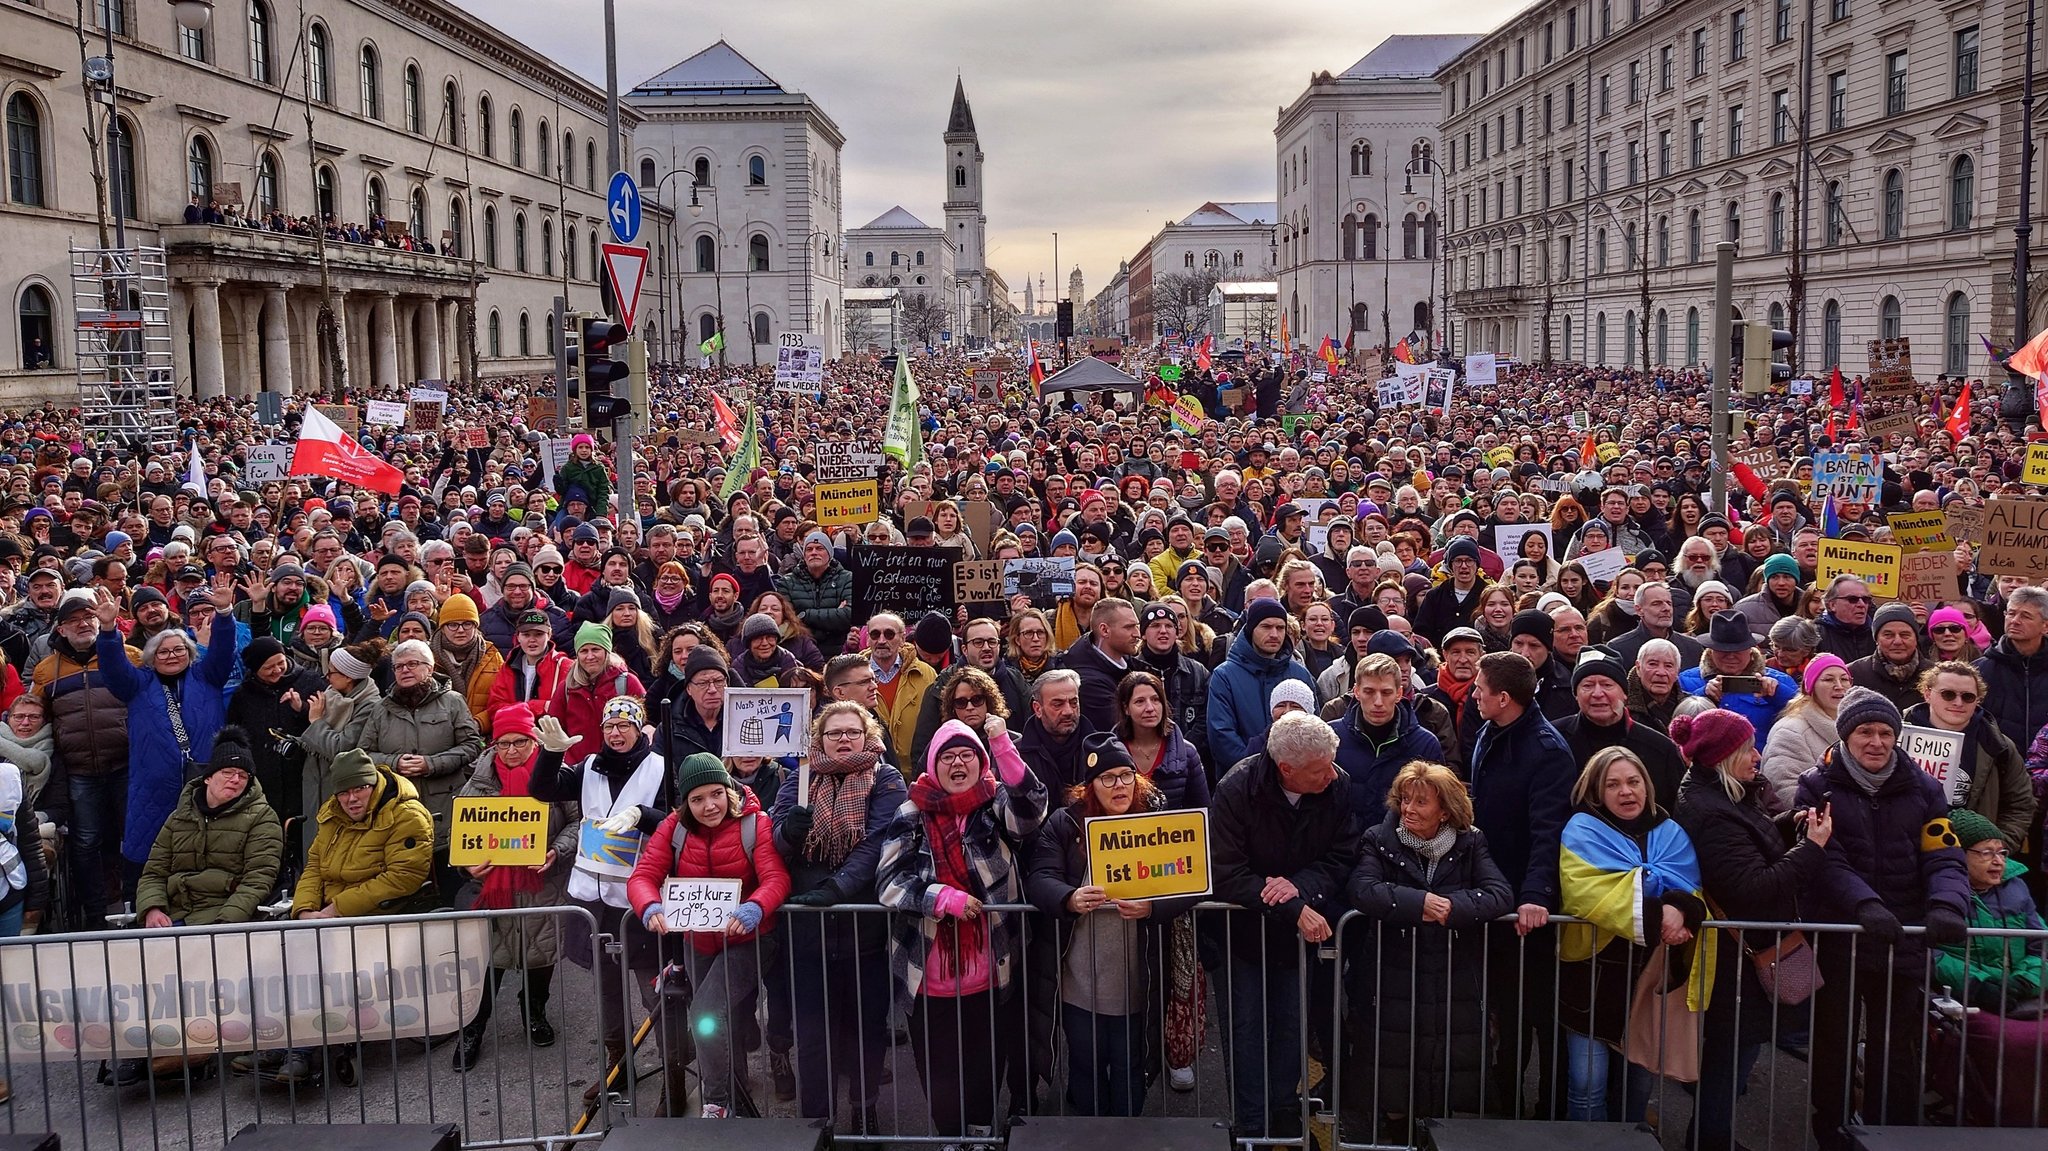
1466 352 1498 387
1576 545 1630 584
721 688 812 758
1495 522 1553 563
244 444 290 482
1293 497 1335 521
815 440 885 483
1789 378 1815 396
660 876 743 933
774 332 824 393
1306 524 1329 555
365 399 407 426
409 386 448 408
1901 724 1966 805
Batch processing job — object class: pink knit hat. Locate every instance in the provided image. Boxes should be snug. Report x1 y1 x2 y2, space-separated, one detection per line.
1801 652 1848 696
1668 709 1756 768
301 603 338 631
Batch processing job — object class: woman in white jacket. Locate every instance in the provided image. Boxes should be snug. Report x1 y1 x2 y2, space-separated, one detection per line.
1758 653 1850 813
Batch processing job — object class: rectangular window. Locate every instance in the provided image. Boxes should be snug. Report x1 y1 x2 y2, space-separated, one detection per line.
1830 0 1848 21
179 24 206 62
1599 76 1610 117
1690 117 1704 167
1660 46 1674 91
1545 23 1555 63
1773 90 1791 144
1828 71 1847 130
1658 128 1672 176
1630 60 1642 102
1727 105 1743 156
1516 39 1526 77
94 0 124 36
1515 174 1524 213
1598 150 1610 191
1567 10 1578 49
1775 0 1793 42
1602 0 1612 36
1885 51 1907 116
1516 106 1525 144
1692 28 1706 76
1628 140 1641 184
1542 167 1553 207
1955 27 1979 97
1480 124 1488 159
1730 11 1747 61
1544 94 1554 132
1565 82 1576 125
1481 64 1489 98
1564 162 1574 200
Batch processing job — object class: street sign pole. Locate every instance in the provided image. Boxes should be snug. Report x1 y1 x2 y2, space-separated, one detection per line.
603 0 630 527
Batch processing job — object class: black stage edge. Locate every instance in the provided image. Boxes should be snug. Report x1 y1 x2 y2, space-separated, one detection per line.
595 1116 830 1151
1851 1126 2044 1151
1005 1115 1233 1151
0 1135 58 1151
1426 1117 1663 1151
224 1123 459 1151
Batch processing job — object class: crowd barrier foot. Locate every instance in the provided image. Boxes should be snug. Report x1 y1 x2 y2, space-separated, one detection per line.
1424 1118 1661 1151
594 1117 829 1151
1006 1115 1234 1151
223 1122 461 1151
1849 1127 2042 1151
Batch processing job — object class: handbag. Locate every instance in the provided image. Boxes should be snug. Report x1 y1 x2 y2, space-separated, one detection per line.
1623 940 1702 1083
1747 929 1823 1006
164 686 200 780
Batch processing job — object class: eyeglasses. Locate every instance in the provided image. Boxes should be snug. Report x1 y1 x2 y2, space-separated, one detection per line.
494 736 535 752
965 636 1000 648
869 629 899 640
822 728 866 742
1967 845 2008 860
935 749 980 767
1095 770 1139 788
1935 688 1980 704
1931 625 1964 635
392 659 431 671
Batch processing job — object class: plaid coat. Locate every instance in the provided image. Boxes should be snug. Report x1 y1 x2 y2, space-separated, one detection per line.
876 723 1048 1000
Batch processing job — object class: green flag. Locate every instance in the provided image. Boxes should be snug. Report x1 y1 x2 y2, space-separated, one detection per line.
882 351 922 466
719 398 758 501
700 331 725 358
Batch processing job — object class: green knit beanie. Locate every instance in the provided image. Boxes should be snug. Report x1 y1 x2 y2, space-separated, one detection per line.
327 748 378 795
573 620 614 654
674 752 731 800
1947 807 2001 850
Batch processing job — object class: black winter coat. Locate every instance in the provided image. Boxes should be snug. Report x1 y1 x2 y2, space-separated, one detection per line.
224 666 323 827
1976 637 2048 757
1211 749 1364 963
1134 645 1211 773
1555 712 1688 812
1465 705 1576 909
1344 814 1513 1117
1056 635 1135 734
1410 581 1482 647
1814 612 1875 664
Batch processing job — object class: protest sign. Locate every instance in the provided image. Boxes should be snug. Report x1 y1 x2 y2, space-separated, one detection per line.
1169 393 1207 435
1789 378 1814 395
1423 367 1456 415
1867 338 1915 398
1086 810 1211 901
1811 452 1880 503
1900 725 1966 805
953 559 1006 604
1897 549 1959 605
408 399 443 432
574 819 644 879
814 479 879 527
660 877 744 933
722 688 811 759
1886 510 1952 553
1867 412 1918 445
1979 498 2048 578
1733 444 1784 479
1004 556 1076 608
773 332 824 392
243 444 290 482
1494 523 1552 563
851 545 961 620
2025 443 2048 486
365 399 407 427
814 440 884 483
1466 352 1498 386
964 501 995 550
446 797 551 867
1944 504 1984 546
1375 379 1405 408
313 403 359 436
1817 539 1903 599
1576 545 1629 584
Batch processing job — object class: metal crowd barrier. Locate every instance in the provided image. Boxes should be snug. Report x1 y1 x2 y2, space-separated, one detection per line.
3 904 2044 1150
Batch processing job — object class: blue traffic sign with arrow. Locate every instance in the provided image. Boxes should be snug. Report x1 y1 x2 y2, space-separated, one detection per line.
606 172 641 244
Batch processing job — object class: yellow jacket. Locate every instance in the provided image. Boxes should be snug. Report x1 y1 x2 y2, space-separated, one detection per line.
869 644 937 766
1149 546 1201 594
292 768 435 918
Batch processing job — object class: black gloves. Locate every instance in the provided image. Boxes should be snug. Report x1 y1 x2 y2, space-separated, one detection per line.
781 806 814 841
786 885 838 908
1855 902 1903 945
1923 905 1970 947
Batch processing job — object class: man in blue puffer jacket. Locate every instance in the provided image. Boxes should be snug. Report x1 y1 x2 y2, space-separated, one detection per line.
1207 599 1314 770
1332 652 1442 825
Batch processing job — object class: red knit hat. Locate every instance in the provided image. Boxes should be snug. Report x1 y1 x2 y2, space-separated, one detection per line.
1668 710 1755 768
493 704 538 742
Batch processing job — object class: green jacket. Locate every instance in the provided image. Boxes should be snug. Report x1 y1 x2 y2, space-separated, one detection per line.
555 454 612 516
1934 858 2046 1005
135 776 284 925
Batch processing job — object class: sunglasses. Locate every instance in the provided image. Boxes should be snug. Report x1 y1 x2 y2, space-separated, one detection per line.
951 693 987 708
537 564 562 573
870 629 899 640
1833 594 1872 605
1931 625 1963 635
1935 688 1980 704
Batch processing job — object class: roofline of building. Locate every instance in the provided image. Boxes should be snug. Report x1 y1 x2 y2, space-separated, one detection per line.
1274 69 1443 137
401 0 639 127
625 95 848 148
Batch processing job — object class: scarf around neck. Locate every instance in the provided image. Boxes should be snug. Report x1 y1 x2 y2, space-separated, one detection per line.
908 765 998 968
477 751 548 907
1396 822 1458 882
1435 664 1475 710
433 630 484 689
807 742 882 868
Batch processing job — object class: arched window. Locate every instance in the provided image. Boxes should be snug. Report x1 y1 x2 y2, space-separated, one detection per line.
482 205 498 267
1596 312 1608 363
863 251 874 266
1624 309 1637 366
1422 212 1439 259
1882 169 1904 239
695 234 716 272
693 156 711 186
487 310 501 357
6 94 45 207
1360 215 1378 260
443 80 460 146
1879 294 1901 340
1624 221 1638 269
365 174 383 220
1822 299 1842 367
1341 214 1358 261
1686 306 1701 364
1234 250 1244 266
1183 252 1195 268
1351 140 1371 176
1402 214 1418 259
1596 227 1609 274
953 165 966 187
1949 155 1974 230
564 225 577 279
248 1 274 84
17 285 53 370
1724 200 1741 246
403 64 421 133
748 155 766 186
545 311 554 354
509 108 522 167
1414 301 1430 331
639 158 656 188
699 313 718 343
585 140 595 191
541 219 553 276
315 164 334 219
255 152 279 214
752 312 771 345
478 95 494 157
1350 302 1368 331
750 235 770 271
1768 301 1786 330
518 312 530 357
537 120 550 177
563 131 575 185
109 113 137 219
359 44 381 119
513 212 527 271
447 197 465 258
1945 292 1970 375
409 187 428 242
1823 180 1843 245
588 232 598 281
1768 192 1785 252
307 23 331 103
187 135 214 203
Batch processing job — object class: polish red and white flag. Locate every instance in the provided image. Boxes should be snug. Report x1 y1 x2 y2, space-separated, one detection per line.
290 405 403 495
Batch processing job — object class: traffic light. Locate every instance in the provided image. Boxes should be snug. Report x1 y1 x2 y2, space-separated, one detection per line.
581 314 631 425
1741 321 1794 394
1056 300 1074 339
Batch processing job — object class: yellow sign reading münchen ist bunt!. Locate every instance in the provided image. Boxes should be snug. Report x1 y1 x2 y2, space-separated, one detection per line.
1086 810 1211 900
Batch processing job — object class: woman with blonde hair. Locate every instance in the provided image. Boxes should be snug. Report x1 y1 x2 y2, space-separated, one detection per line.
1007 607 1056 685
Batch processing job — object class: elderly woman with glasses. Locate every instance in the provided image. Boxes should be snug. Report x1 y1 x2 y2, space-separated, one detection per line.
1902 661 2036 851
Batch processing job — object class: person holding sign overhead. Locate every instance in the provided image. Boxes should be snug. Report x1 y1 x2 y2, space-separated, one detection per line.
628 753 789 1118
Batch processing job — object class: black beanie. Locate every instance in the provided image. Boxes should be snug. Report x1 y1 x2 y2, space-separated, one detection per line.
1346 605 1389 634
913 612 954 656
241 636 287 674
1510 609 1554 648
1079 731 1137 784
206 725 256 779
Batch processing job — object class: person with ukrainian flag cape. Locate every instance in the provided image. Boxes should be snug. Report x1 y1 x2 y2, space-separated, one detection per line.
1557 745 1710 1123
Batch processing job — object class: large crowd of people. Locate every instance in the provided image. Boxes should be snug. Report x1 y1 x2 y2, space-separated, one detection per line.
0 342 2042 1149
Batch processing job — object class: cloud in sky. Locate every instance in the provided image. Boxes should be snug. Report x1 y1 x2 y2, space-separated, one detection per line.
457 0 1521 307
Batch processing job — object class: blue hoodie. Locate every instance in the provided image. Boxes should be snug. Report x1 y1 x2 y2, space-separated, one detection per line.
1206 626 1314 770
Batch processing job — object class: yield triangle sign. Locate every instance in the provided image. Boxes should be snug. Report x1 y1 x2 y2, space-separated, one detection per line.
601 242 649 334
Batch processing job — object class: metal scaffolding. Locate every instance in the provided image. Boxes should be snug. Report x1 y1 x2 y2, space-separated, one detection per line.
71 244 178 456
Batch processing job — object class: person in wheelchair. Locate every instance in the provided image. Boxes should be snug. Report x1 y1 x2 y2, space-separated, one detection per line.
231 747 432 1086
1935 809 2044 1014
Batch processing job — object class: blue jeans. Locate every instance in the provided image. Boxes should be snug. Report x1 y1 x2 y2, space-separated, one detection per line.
1062 1003 1145 1117
1227 949 1302 1135
67 770 127 926
1564 1032 1653 1122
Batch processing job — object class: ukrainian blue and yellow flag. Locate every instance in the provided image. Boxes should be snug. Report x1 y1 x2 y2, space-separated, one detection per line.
1559 811 1715 1010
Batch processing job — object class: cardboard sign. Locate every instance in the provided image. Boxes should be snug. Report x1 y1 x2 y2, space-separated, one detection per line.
525 396 560 432
2025 443 2048 486
1887 510 1953 553
313 403 359 436
1866 412 1918 445
1733 445 1784 479
850 544 962 620
773 332 824 392
243 444 290 482
814 479 879 528
814 441 884 483
1495 523 1553 562
1817 539 1904 599
1087 810 1211 900
1811 452 1880 503
446 796 551 866
1900 725 1966 806
365 399 408 427
1944 504 1985 546
1897 548 1959 605
953 558 1006 603
1576 545 1629 584
722 688 811 758
1466 352 1498 386
1004 556 1076 608
1789 378 1814 396
408 399 444 432
1867 338 1914 398
660 877 743 933
573 818 644 879
1979 498 2048 578
963 501 995 550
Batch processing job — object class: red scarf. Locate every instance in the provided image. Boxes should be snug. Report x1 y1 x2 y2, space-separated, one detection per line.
907 767 998 968
1435 664 1476 712
475 752 548 909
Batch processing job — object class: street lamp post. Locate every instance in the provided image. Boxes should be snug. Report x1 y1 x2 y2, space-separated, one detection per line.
687 182 727 366
2007 0 2040 431
803 230 832 337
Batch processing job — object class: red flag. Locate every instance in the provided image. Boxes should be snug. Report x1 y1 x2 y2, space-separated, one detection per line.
711 392 741 453
1828 366 1845 409
1578 431 1598 469
289 406 402 495
1027 338 1047 394
1318 337 1339 368
1393 337 1415 365
1945 378 1974 442
1825 410 1837 441
1194 336 1213 373
2010 325 2048 381
1845 401 1859 432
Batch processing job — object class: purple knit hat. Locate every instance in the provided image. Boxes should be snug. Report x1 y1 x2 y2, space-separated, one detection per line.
1668 709 1756 768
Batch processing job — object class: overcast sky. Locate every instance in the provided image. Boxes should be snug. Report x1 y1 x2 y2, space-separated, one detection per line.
463 0 1519 307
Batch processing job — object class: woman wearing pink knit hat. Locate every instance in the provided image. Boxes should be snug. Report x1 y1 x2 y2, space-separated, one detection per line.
1758 654 1851 814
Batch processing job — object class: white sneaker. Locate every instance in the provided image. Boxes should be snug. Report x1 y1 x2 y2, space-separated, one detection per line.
700 1103 729 1119
1168 1064 1196 1092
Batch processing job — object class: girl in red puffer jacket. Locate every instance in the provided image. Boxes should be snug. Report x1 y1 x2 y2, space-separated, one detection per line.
627 751 789 1117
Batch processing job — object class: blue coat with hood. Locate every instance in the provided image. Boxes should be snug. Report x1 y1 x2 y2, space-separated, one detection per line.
100 610 237 862
1333 699 1444 826
1206 628 1314 770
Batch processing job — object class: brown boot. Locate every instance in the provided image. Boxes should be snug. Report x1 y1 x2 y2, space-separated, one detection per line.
584 1041 627 1105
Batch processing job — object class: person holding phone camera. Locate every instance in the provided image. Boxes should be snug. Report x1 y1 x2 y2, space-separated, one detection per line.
1679 611 1794 746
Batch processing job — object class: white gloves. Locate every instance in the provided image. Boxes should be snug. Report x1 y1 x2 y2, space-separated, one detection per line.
535 716 581 754
597 806 641 835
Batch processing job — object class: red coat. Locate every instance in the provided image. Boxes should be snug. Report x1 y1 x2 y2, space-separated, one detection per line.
486 648 574 720
547 657 644 750
626 787 789 955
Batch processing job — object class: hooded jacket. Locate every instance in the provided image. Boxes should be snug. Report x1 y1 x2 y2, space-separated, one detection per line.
99 611 238 861
33 630 133 779
1933 857 2044 1006
135 774 283 925
628 784 790 955
291 767 435 918
1979 637 2048 757
1206 626 1315 770
777 560 854 655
